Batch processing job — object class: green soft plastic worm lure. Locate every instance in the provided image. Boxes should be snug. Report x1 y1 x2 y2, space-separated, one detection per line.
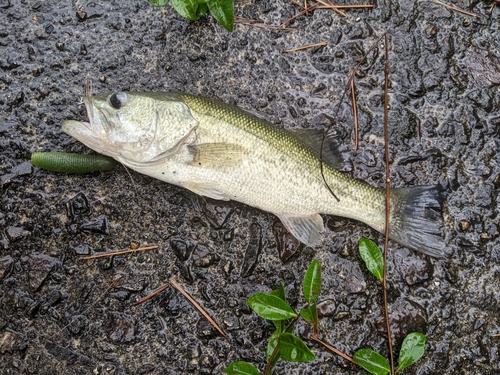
31 152 117 173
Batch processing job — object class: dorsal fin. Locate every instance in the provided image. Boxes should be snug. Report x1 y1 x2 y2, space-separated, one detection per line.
289 128 342 169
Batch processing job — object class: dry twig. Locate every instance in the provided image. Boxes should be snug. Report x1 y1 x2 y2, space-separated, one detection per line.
382 33 396 375
311 335 356 364
169 278 228 339
432 0 480 18
82 245 158 260
283 40 328 53
134 283 170 305
350 79 359 155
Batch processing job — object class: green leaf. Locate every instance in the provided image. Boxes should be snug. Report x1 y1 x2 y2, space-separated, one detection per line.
397 332 426 372
196 2 208 17
149 0 169 6
270 282 287 302
266 329 281 370
303 259 321 303
300 304 318 332
223 361 260 375
266 330 280 361
269 283 286 331
358 238 384 281
353 349 390 375
207 0 234 31
247 293 297 321
171 0 201 20
277 333 316 362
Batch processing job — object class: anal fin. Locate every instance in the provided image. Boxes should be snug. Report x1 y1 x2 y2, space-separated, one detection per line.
276 212 324 247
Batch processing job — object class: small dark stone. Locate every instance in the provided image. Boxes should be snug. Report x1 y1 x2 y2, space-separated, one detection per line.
322 253 367 294
6 226 31 241
223 260 232 276
465 47 500 87
79 215 109 235
223 228 234 241
80 44 87 55
27 45 36 59
106 312 136 343
76 10 87 20
72 244 91 255
170 239 191 261
376 298 427 346
177 262 193 282
32 67 42 76
134 364 156 375
85 4 104 19
196 318 219 338
459 220 470 231
0 120 17 134
45 341 93 366
0 330 26 354
31 1 42 10
192 244 219 267
121 279 147 292
395 249 433 285
0 255 14 280
11 91 24 108
68 315 88 335
45 24 54 34
11 161 32 176
317 299 336 317
66 192 91 219
241 223 262 277
27 252 59 291
203 199 233 229
273 221 301 262
56 42 64 51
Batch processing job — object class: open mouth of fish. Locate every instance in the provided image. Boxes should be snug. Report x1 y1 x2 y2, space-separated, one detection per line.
61 96 110 155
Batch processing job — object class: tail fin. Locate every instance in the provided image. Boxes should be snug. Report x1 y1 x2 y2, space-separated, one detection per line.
389 185 446 258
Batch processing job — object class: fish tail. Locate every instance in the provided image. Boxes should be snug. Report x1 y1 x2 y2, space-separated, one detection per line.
389 185 446 258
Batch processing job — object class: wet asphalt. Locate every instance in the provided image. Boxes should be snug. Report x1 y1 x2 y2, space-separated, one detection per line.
1 0 499 374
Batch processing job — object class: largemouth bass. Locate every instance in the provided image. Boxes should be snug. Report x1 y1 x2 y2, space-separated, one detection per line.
62 92 445 257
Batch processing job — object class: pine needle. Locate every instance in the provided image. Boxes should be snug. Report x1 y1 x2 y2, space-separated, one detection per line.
82 245 158 260
169 278 228 339
283 41 328 53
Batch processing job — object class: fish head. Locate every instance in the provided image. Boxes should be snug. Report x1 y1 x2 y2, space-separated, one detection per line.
62 91 198 165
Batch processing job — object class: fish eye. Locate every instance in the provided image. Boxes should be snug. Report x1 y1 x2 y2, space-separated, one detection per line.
109 92 127 109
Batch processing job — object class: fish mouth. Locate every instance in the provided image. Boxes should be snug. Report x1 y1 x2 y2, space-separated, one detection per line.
61 96 112 156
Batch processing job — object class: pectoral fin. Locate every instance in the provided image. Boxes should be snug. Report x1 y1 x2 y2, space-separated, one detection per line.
276 213 324 247
187 143 245 168
182 181 230 201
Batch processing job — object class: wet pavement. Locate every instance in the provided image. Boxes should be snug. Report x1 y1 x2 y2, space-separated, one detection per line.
1 0 499 374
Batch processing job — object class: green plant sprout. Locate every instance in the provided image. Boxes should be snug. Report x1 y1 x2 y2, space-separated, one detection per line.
224 245 427 374
354 238 427 374
149 0 234 31
224 259 320 375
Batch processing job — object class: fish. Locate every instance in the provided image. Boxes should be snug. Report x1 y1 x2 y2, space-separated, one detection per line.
62 91 446 257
